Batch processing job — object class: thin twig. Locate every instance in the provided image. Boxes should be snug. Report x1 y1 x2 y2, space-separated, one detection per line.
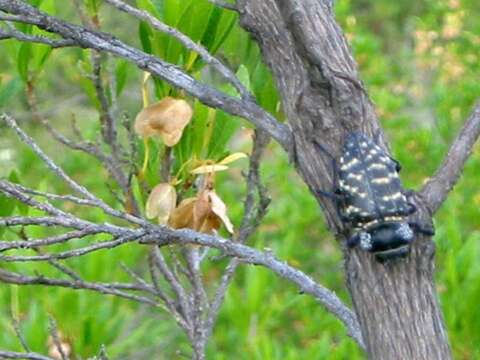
147 253 190 329
0 228 101 252
0 268 158 306
0 28 75 47
0 232 144 262
11 318 30 353
151 247 192 325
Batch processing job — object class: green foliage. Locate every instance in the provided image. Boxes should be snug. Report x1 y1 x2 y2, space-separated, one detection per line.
0 0 479 359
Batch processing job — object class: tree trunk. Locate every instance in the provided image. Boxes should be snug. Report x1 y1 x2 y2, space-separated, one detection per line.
237 0 452 358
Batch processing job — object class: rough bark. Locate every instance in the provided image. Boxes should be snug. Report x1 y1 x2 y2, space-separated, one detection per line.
237 0 451 358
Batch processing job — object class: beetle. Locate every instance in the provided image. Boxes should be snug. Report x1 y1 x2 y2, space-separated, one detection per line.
315 131 433 262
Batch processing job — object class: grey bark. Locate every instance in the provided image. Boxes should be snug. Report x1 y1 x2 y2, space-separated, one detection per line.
237 1 451 359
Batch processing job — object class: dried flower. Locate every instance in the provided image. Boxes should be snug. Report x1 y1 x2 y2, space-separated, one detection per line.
168 190 233 234
135 97 193 146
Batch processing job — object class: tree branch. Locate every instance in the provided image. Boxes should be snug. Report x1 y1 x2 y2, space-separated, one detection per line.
420 101 480 213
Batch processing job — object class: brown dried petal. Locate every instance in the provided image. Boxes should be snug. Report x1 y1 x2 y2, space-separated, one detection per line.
193 189 212 232
208 190 234 234
168 197 196 229
198 212 222 234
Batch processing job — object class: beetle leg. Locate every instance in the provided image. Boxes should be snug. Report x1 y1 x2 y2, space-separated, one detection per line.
409 221 435 236
406 202 417 215
391 157 401 172
347 233 360 248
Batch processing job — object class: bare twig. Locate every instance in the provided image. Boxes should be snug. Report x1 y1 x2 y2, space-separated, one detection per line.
0 268 158 306
11 318 30 353
420 101 480 213
0 28 75 47
0 232 144 262
0 133 362 348
40 115 138 215
0 228 101 252
146 254 190 328
90 50 122 172
151 247 192 324
184 247 208 355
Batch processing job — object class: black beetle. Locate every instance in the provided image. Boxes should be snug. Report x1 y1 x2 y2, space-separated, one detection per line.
315 132 433 262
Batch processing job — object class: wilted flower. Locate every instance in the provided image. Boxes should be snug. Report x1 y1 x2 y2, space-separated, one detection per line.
135 97 193 147
168 189 233 234
145 183 177 225
168 197 196 230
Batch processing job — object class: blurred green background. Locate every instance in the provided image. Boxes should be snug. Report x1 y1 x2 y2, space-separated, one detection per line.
0 0 479 359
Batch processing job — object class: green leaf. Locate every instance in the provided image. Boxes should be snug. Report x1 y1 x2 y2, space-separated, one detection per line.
181 1 211 43
138 21 153 54
190 100 210 158
115 60 129 96
86 0 101 15
199 6 222 50
207 109 241 160
210 11 238 55
17 43 32 82
235 64 251 92
136 0 162 18
163 2 194 64
0 190 15 218
32 45 52 73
